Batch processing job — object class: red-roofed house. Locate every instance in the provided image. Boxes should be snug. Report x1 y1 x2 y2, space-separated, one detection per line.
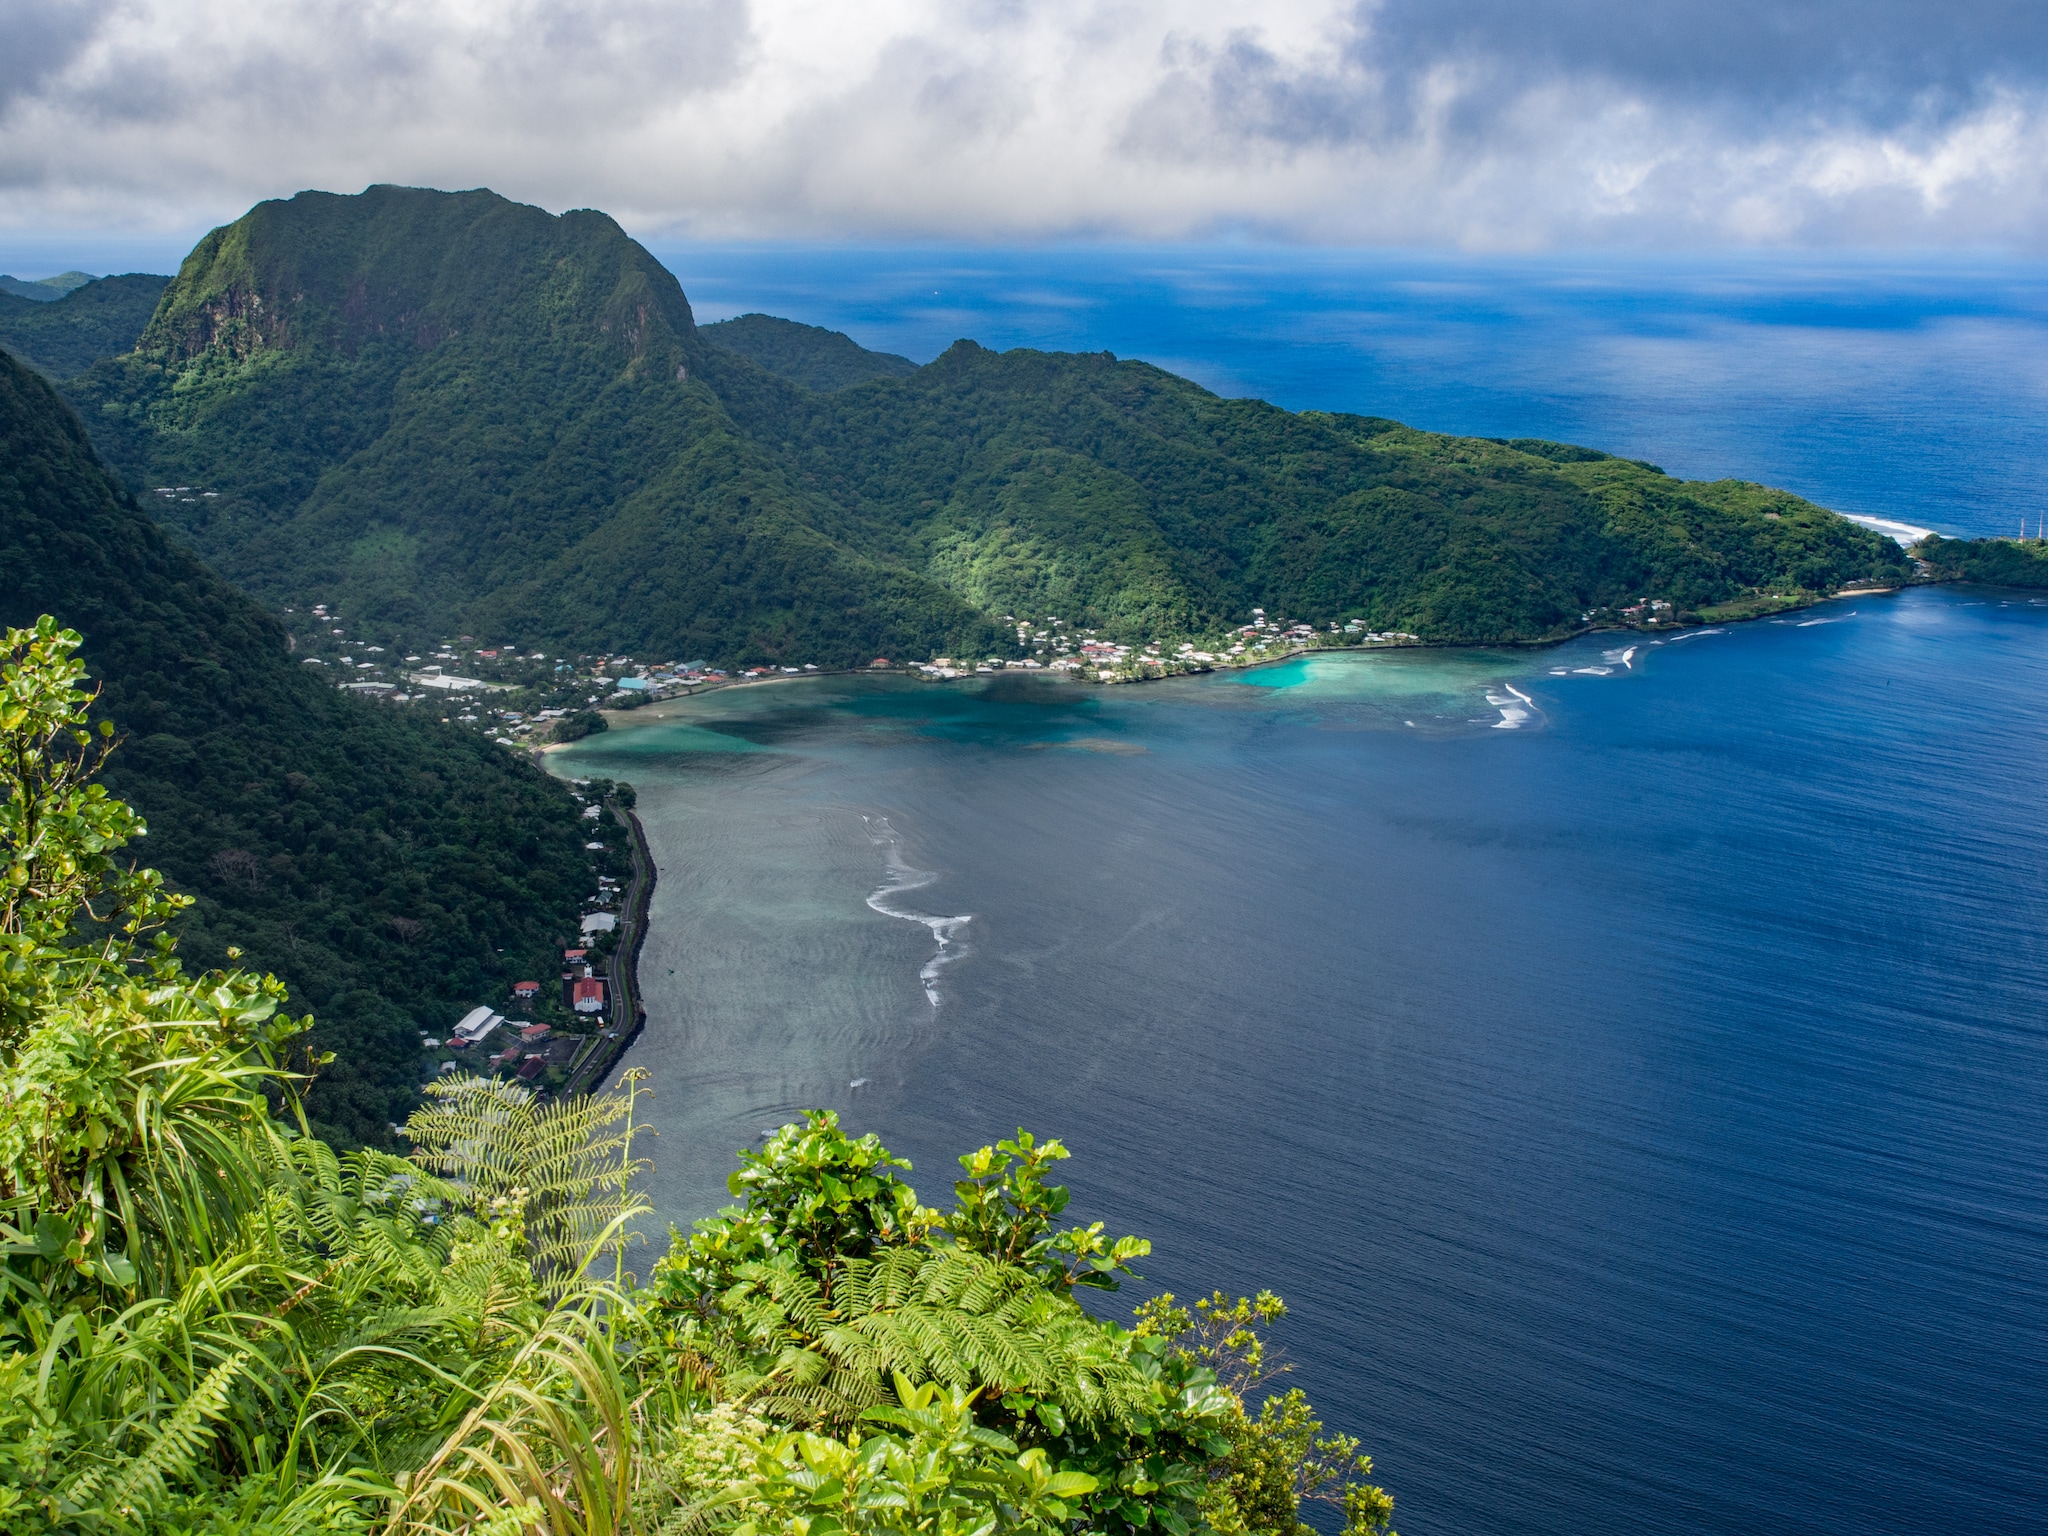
512 981 540 1002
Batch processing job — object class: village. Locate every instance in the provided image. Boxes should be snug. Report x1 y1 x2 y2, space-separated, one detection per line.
405 774 645 1099
913 609 1424 684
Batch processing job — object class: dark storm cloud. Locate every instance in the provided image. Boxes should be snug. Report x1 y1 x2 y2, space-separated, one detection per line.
1129 0 2048 160
1364 0 2048 123
0 0 117 114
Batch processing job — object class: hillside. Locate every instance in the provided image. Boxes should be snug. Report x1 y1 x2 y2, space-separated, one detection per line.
69 185 1000 665
0 344 598 1146
0 272 169 378
702 312 921 391
0 268 95 300
724 345 1908 642
1913 533 2048 588
64 185 1904 661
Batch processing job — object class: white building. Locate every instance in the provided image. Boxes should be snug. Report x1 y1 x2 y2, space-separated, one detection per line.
451 1005 505 1045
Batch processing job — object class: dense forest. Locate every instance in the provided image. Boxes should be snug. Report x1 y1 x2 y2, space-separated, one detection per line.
55 186 1904 665
0 346 600 1147
0 274 168 379
1913 533 2048 588
0 642 1392 1532
702 312 921 392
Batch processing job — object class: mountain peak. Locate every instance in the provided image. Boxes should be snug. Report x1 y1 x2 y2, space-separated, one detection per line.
137 185 698 371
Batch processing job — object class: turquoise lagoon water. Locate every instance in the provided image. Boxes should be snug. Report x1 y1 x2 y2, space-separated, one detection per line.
557 586 2048 1536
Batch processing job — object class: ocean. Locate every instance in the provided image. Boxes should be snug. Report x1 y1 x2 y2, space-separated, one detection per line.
558 591 2047 1536
649 244 2048 541
553 251 2048 1535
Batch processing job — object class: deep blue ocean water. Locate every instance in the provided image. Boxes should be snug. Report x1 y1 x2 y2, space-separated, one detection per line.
559 588 2048 1536
648 244 2048 540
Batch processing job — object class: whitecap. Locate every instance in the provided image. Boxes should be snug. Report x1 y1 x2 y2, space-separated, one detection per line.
1573 666 1613 676
863 816 971 1007
1484 685 1540 729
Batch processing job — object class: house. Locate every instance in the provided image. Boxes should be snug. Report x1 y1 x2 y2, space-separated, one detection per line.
581 912 617 935
517 1057 547 1080
519 1023 552 1043
512 981 540 1002
564 948 588 963
450 1005 504 1046
572 978 606 1014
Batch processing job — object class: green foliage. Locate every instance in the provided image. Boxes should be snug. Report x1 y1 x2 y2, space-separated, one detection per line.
0 670 1391 1533
554 710 609 743
403 1070 652 1289
948 1131 1150 1293
1915 534 2048 587
63 188 999 670
1135 1295 1392 1536
0 276 167 380
0 354 596 1146
59 185 1901 675
702 315 920 394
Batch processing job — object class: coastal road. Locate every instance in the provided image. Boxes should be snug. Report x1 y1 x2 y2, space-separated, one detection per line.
567 798 654 1095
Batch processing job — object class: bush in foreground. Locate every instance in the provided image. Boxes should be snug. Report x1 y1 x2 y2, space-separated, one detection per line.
0 615 1392 1536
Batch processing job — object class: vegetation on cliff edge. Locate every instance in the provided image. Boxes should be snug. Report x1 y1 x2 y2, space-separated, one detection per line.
0 632 1392 1535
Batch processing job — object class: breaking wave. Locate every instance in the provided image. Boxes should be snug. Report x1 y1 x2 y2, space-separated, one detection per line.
863 816 971 1007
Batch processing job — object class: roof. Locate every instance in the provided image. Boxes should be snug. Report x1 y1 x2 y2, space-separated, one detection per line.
581 912 618 934
451 1006 504 1044
511 980 540 993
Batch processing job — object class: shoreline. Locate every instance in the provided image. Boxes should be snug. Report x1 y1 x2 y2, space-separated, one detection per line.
566 799 655 1096
569 581 1925 729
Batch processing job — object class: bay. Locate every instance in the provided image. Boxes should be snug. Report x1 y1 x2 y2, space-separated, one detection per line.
558 585 2048 1536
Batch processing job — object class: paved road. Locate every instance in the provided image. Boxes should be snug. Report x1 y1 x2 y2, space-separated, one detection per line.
567 800 654 1095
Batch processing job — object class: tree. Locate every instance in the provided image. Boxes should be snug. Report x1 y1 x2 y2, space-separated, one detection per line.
0 616 1394 1536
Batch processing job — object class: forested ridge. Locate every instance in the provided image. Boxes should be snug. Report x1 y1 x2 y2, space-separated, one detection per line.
0 275 168 380
0 346 597 1147
52 185 1903 665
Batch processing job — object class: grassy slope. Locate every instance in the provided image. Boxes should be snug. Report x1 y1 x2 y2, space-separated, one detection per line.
62 185 1906 661
0 274 169 378
0 346 597 1147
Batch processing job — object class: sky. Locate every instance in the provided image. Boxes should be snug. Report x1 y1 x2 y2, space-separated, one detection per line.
3 0 2048 253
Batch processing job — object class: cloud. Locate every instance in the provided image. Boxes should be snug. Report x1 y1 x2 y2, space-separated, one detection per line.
3 0 2046 249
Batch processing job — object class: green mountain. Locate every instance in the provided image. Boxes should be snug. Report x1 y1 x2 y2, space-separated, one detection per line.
0 344 599 1147
0 268 96 301
702 312 920 391
66 186 1905 661
69 186 999 665
0 273 169 378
